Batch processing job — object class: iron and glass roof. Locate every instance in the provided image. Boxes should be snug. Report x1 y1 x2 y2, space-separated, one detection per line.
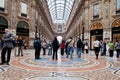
46 0 74 24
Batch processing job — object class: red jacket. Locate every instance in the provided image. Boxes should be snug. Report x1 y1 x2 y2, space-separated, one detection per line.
61 43 65 49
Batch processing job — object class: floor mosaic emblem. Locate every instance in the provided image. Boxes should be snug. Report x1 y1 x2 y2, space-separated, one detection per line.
0 52 120 80
24 77 89 80
11 55 106 72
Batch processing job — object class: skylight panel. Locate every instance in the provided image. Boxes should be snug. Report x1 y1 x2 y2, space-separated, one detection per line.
47 0 74 24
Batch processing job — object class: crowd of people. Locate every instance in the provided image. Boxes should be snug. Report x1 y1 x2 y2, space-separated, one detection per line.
33 36 120 61
33 36 88 60
0 28 26 65
0 28 120 65
93 38 120 59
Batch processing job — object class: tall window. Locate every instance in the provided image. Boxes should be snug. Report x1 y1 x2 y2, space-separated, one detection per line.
116 0 120 14
57 24 62 33
21 2 27 17
105 3 109 19
93 4 99 18
0 0 5 11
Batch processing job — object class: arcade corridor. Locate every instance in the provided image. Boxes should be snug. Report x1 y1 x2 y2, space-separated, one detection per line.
0 0 120 80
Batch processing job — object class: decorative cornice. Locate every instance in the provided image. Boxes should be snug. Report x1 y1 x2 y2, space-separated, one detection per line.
0 11 8 16
91 0 102 4
17 15 30 21
104 0 111 3
91 17 103 22
112 14 120 18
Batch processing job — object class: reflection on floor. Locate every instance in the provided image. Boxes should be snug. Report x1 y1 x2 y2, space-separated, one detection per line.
0 49 120 80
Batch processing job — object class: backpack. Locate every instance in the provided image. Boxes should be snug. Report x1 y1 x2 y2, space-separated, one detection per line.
77 40 83 48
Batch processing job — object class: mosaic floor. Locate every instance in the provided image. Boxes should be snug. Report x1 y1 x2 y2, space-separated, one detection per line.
0 49 120 80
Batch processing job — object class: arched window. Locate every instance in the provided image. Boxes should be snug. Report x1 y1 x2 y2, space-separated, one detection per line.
17 21 29 29
112 19 120 42
0 16 8 25
90 22 103 49
0 16 8 34
17 21 29 36
112 19 120 27
91 22 103 30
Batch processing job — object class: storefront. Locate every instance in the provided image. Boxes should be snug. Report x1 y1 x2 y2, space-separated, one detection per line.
112 18 120 42
16 21 29 47
0 16 8 39
90 22 103 49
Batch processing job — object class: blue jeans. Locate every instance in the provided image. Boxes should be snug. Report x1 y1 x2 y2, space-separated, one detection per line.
100 47 103 54
43 48 46 55
76 47 82 58
48 48 52 55
67 46 74 59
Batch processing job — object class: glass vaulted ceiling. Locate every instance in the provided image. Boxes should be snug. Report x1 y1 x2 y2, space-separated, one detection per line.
47 0 74 24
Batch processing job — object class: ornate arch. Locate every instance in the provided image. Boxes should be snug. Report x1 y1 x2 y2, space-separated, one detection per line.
16 21 29 36
112 18 120 27
0 16 8 25
112 18 120 42
0 16 8 34
91 22 103 30
17 21 29 29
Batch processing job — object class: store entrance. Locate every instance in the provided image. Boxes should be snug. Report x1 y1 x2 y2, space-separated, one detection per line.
112 19 120 43
90 22 103 49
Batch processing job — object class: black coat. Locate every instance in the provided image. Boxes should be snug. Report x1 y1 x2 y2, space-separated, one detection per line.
33 39 41 49
52 39 59 50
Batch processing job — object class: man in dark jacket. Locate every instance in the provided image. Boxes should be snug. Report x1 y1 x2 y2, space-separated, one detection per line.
33 37 41 59
76 38 83 58
52 37 59 60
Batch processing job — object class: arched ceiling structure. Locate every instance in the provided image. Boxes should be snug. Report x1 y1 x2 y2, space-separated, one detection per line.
35 0 85 39
46 0 74 24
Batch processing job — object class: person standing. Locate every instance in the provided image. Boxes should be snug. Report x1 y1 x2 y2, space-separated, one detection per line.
24 41 27 50
33 37 41 59
65 40 69 56
14 36 19 56
18 37 24 56
66 37 74 59
61 40 65 56
101 41 106 56
84 42 89 54
108 41 114 57
42 40 47 55
115 40 120 58
52 37 59 60
48 41 52 56
99 40 103 55
76 38 83 58
93 38 100 59
0 40 2 48
0 28 14 65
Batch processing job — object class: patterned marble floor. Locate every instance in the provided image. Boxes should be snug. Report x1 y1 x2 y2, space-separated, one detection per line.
0 49 120 80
